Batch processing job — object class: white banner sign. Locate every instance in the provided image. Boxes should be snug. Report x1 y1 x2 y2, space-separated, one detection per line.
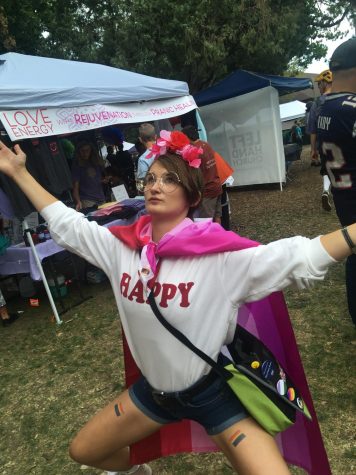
0 95 196 141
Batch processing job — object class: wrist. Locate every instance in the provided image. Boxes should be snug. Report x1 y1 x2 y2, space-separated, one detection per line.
341 226 356 254
11 167 31 183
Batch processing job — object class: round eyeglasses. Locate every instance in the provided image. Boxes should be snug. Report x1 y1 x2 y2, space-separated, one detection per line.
136 172 181 193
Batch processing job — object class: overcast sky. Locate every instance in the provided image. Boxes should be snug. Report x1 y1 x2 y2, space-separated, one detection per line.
306 18 354 73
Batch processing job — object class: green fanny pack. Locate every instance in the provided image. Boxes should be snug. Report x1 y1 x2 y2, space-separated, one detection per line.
224 321 311 435
148 292 311 437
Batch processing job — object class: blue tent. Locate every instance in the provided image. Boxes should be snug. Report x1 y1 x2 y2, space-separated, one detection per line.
194 70 312 107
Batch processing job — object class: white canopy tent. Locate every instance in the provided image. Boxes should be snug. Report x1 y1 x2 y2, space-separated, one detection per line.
279 100 306 122
199 87 285 188
279 100 306 131
0 53 197 323
0 53 196 140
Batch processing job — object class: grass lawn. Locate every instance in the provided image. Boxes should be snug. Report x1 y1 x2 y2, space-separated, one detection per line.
0 147 355 474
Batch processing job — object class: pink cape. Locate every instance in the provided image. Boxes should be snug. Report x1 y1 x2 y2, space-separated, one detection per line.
109 216 331 475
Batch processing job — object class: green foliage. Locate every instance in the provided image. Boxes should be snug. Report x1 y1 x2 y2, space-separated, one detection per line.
0 0 354 90
0 1 48 54
0 6 15 51
104 0 336 90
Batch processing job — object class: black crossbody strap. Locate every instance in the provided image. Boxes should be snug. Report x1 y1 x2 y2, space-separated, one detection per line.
148 292 232 381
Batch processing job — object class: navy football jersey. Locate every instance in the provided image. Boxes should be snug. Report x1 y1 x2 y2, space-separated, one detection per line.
317 93 356 200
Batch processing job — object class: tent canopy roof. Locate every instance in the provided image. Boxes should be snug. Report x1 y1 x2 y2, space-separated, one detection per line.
0 53 189 109
279 100 306 122
194 70 312 107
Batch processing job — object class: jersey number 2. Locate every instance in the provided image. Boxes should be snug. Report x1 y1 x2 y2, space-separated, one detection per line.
323 142 352 189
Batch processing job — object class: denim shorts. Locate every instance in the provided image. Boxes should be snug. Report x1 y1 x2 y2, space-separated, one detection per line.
129 361 248 436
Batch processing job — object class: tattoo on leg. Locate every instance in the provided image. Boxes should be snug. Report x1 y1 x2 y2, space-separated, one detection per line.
114 402 125 417
229 429 246 447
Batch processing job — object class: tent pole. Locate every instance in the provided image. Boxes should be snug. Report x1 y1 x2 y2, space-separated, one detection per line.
23 220 63 325
269 87 284 191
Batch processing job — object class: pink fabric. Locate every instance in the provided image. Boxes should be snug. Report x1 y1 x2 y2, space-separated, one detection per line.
92 202 123 216
238 294 329 474
110 216 331 474
145 242 157 274
110 215 259 255
158 217 259 254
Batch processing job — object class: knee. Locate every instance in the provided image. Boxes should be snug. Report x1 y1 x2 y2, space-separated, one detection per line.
69 435 92 465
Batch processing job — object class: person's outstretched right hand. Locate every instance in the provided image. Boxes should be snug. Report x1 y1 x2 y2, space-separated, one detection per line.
0 140 58 212
0 141 26 178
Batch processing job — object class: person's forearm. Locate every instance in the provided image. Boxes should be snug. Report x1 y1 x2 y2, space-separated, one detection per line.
321 224 356 261
310 134 317 153
12 169 58 212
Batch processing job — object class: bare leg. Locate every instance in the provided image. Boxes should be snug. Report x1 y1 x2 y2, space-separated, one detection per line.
210 417 290 475
0 304 10 320
69 389 163 471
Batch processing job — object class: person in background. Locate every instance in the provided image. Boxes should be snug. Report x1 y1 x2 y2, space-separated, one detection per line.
0 288 19 327
317 37 356 326
307 69 333 211
133 140 146 168
106 145 117 166
213 151 234 230
103 145 126 190
136 124 156 180
305 101 313 127
71 141 107 211
307 69 333 166
181 125 222 221
289 121 303 146
115 142 136 196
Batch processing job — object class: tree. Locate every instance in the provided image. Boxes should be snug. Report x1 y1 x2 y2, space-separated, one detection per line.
0 0 354 92
0 6 16 51
0 0 51 55
312 0 355 29
104 0 355 91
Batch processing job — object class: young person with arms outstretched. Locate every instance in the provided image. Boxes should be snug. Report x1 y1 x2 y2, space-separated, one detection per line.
0 129 351 474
